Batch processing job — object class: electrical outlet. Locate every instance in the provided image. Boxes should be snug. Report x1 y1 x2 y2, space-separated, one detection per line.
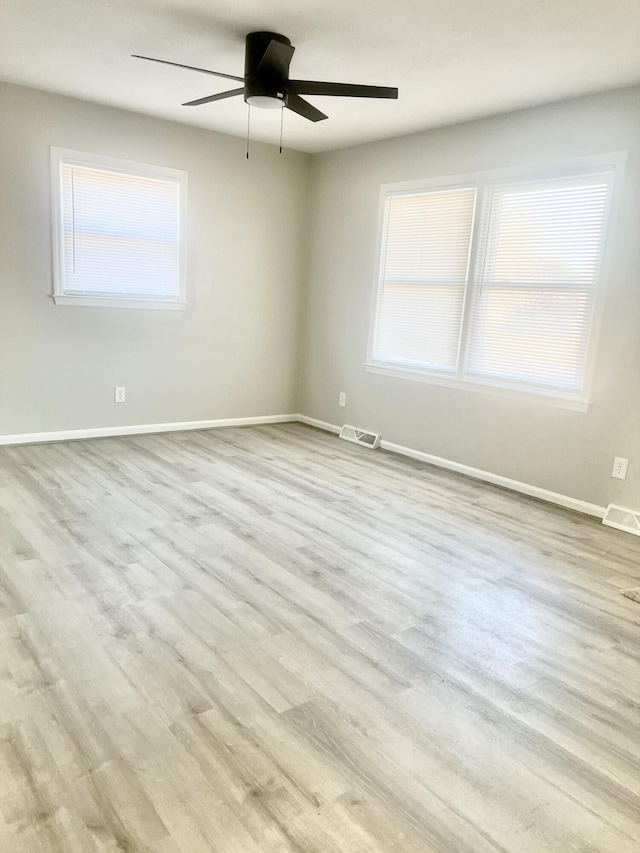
339 392 346 407
114 386 126 403
612 456 628 480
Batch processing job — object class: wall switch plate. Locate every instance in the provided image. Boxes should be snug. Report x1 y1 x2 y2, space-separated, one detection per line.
339 392 346 407
612 457 628 480
114 386 126 403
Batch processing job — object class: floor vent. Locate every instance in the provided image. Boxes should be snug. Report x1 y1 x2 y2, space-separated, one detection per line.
339 424 381 449
602 503 640 536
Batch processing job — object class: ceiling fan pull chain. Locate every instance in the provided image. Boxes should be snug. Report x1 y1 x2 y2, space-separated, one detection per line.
279 105 284 154
246 104 251 159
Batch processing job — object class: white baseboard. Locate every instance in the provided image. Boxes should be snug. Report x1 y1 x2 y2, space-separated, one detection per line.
296 415 341 434
297 415 606 519
380 439 606 518
1 412 607 519
0 414 299 447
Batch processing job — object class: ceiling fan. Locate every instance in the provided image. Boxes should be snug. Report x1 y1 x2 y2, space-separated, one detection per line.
133 31 398 123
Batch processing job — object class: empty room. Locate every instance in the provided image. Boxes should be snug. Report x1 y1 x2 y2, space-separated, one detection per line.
1 1 639 850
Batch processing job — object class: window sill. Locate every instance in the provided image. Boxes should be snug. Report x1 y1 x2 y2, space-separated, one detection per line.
52 295 187 311
364 362 589 412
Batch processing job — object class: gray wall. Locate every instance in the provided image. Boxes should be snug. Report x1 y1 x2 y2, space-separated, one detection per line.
301 86 640 508
0 82 310 434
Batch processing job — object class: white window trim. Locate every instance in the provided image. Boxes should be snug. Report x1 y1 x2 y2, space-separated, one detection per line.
365 152 627 411
50 147 188 310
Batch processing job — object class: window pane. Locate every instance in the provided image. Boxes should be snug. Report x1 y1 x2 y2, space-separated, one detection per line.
61 163 181 299
372 187 476 372
466 174 612 392
374 283 466 369
466 287 593 390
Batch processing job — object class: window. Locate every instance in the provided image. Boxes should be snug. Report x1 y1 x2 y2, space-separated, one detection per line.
368 158 621 409
51 148 187 309
373 186 476 373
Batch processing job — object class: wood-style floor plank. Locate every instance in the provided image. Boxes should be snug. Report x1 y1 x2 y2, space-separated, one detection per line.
0 423 639 851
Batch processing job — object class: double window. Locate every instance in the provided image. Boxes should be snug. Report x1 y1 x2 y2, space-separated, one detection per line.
368 158 620 408
51 148 187 309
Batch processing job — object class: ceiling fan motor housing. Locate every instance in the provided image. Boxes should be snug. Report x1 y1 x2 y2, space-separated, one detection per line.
244 31 290 107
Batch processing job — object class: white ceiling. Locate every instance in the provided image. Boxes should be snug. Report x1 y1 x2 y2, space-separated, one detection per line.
2 0 640 153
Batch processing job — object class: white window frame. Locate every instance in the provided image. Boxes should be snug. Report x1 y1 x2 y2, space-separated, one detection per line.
50 147 188 310
366 152 626 412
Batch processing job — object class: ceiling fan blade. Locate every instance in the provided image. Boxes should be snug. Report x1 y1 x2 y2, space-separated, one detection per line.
289 80 398 99
183 88 244 106
286 93 328 122
256 39 295 77
132 55 244 83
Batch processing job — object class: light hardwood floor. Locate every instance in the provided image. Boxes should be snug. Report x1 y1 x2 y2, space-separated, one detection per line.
0 423 639 852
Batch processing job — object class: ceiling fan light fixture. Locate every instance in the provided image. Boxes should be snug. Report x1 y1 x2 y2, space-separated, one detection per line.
246 93 285 109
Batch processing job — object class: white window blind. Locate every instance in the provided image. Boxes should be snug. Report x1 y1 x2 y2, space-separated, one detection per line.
52 149 186 308
465 173 613 393
372 187 476 372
